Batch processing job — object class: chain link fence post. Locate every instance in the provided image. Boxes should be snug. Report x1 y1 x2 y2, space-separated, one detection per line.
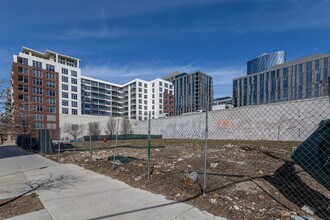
148 111 151 181
89 132 92 161
112 118 119 169
203 102 209 195
57 127 61 162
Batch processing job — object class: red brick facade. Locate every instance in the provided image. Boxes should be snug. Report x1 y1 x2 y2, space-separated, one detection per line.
163 92 174 116
11 62 59 138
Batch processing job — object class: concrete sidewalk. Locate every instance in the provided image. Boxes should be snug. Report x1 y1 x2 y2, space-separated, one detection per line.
0 145 226 220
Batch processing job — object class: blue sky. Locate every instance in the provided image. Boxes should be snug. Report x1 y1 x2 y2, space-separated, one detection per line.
1 0 330 97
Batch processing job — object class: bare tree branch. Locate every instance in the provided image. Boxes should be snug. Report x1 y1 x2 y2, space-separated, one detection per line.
121 117 133 135
104 117 116 135
63 123 85 141
88 121 101 136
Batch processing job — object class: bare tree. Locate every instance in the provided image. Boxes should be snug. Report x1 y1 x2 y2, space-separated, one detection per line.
63 123 85 141
88 121 101 136
104 117 116 135
121 117 133 135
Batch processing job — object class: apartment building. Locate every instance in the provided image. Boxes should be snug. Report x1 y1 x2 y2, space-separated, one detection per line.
10 47 81 135
81 76 123 117
148 78 174 119
81 77 174 120
233 53 330 107
164 71 213 115
212 96 233 110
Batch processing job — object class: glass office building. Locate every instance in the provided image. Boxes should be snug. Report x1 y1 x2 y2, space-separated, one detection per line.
164 71 213 115
247 51 286 75
233 53 329 107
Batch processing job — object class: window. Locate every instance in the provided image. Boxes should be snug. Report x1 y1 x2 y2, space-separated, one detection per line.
47 123 56 129
62 76 68 82
144 89 147 93
62 100 68 106
32 60 42 69
62 108 69 114
33 105 43 112
21 104 29 111
18 85 29 92
47 106 56 113
46 90 55 96
71 86 77 92
62 92 68 98
71 78 77 84
165 83 168 88
152 83 155 87
144 95 147 99
18 75 29 83
32 69 42 77
46 98 56 104
144 100 147 105
139 93 142 98
138 82 142 86
33 78 43 86
71 70 77 77
72 109 78 115
62 68 68 75
17 57 28 65
71 93 78 100
159 82 163 86
72 101 78 107
46 64 55 71
33 87 43 94
159 93 162 98
18 94 29 102
46 81 55 88
159 104 162 109
46 72 55 79
159 87 163 92
34 114 43 121
18 67 29 74
139 105 142 110
62 84 68 90
47 115 56 121
34 122 43 129
33 96 43 103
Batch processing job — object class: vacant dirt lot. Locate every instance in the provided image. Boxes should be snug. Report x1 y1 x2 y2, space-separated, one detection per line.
49 139 330 220
0 193 44 219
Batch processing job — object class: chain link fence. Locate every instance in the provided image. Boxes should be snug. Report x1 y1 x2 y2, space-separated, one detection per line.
48 83 330 219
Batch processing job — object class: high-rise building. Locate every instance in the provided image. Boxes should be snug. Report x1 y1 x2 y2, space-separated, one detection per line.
164 71 213 115
247 51 286 75
233 53 329 107
10 47 81 135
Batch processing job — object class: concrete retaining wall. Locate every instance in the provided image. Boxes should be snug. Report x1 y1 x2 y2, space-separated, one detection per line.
59 114 131 140
133 97 330 141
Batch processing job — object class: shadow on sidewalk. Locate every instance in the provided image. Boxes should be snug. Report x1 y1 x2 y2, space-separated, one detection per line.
0 145 35 160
